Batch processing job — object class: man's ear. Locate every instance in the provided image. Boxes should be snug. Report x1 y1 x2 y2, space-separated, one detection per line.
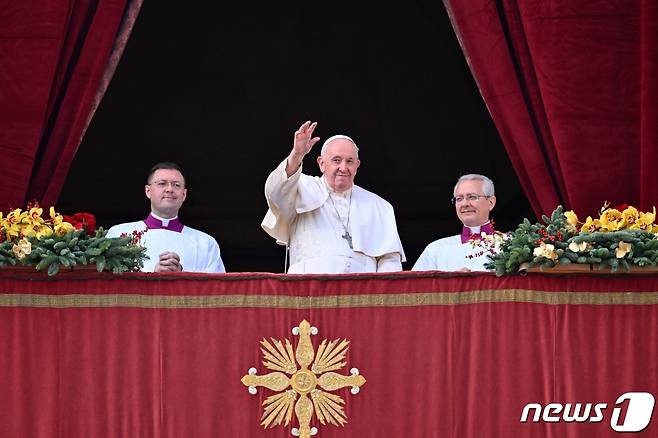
488 195 497 211
145 185 151 199
317 155 325 173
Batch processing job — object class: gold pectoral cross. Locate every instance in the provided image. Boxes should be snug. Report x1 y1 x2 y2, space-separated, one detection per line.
342 231 353 249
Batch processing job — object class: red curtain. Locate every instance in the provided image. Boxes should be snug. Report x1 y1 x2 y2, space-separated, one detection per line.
0 0 142 211
1 271 657 437
443 0 658 218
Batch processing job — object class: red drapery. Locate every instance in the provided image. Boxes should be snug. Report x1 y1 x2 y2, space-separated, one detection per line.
1 271 657 437
443 0 658 218
0 0 142 210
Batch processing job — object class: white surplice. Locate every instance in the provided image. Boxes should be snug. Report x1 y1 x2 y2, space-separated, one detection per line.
106 220 226 273
412 226 494 272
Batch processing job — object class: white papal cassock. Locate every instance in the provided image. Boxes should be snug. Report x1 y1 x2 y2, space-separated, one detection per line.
262 159 405 274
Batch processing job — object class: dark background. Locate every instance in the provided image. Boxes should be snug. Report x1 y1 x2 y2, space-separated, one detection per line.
58 0 534 272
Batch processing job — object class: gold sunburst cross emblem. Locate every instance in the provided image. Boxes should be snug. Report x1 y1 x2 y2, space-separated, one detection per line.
241 320 366 437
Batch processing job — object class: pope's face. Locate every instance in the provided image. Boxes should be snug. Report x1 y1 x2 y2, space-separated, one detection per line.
454 179 496 227
317 139 360 192
145 168 187 218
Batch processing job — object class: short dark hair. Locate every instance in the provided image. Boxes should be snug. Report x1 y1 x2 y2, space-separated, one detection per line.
146 162 186 185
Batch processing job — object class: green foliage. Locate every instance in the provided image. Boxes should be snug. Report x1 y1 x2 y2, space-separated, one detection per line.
0 228 147 276
486 206 658 275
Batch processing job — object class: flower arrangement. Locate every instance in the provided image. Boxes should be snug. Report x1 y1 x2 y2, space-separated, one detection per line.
466 223 508 259
486 203 658 275
0 203 147 275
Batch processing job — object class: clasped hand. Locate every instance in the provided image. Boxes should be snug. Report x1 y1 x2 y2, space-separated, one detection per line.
155 251 182 272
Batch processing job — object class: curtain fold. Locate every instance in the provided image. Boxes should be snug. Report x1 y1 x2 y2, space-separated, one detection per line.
639 0 658 208
0 0 142 210
443 0 655 218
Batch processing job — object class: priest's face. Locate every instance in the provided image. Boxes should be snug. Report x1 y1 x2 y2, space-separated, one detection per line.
317 138 361 192
145 168 187 218
454 179 496 227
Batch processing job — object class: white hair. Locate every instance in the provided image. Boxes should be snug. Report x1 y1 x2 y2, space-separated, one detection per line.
320 135 359 158
454 174 495 196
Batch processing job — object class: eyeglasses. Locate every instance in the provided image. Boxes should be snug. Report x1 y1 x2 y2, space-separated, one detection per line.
149 180 185 190
451 194 490 204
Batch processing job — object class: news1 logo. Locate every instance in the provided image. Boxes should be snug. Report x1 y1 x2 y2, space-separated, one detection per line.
520 392 655 432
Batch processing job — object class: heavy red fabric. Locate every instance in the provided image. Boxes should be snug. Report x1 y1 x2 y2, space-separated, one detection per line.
444 0 658 218
0 271 656 437
0 0 141 210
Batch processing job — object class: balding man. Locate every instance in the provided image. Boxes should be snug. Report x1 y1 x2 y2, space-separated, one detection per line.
262 121 405 274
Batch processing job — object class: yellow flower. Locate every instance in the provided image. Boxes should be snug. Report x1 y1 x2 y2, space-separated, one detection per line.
564 210 579 232
564 211 579 226
6 208 24 225
12 237 32 259
533 242 558 260
32 224 54 239
568 241 589 252
615 241 632 258
54 221 75 236
50 206 64 224
599 208 623 231
21 224 37 238
27 206 45 225
619 206 639 229
4 222 21 240
636 207 656 231
580 216 601 233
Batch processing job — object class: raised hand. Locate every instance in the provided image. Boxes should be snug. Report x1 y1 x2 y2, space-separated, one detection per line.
293 121 320 156
286 121 320 176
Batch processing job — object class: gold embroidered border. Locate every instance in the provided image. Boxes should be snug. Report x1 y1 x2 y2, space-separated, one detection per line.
1 289 658 308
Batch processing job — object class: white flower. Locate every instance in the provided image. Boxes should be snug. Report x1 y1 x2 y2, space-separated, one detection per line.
615 241 632 258
533 242 558 260
568 241 589 252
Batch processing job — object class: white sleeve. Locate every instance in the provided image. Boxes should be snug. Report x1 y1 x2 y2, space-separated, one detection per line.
412 245 437 271
105 225 121 238
261 158 303 244
203 238 226 273
376 252 403 272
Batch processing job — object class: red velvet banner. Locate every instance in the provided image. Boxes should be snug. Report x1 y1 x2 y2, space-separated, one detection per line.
1 271 657 437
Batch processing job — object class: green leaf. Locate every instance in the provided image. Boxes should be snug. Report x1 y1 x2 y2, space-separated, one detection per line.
86 248 102 256
47 262 60 276
95 255 106 272
36 255 58 271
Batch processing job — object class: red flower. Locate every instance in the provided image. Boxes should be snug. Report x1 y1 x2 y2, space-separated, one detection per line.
63 212 97 236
